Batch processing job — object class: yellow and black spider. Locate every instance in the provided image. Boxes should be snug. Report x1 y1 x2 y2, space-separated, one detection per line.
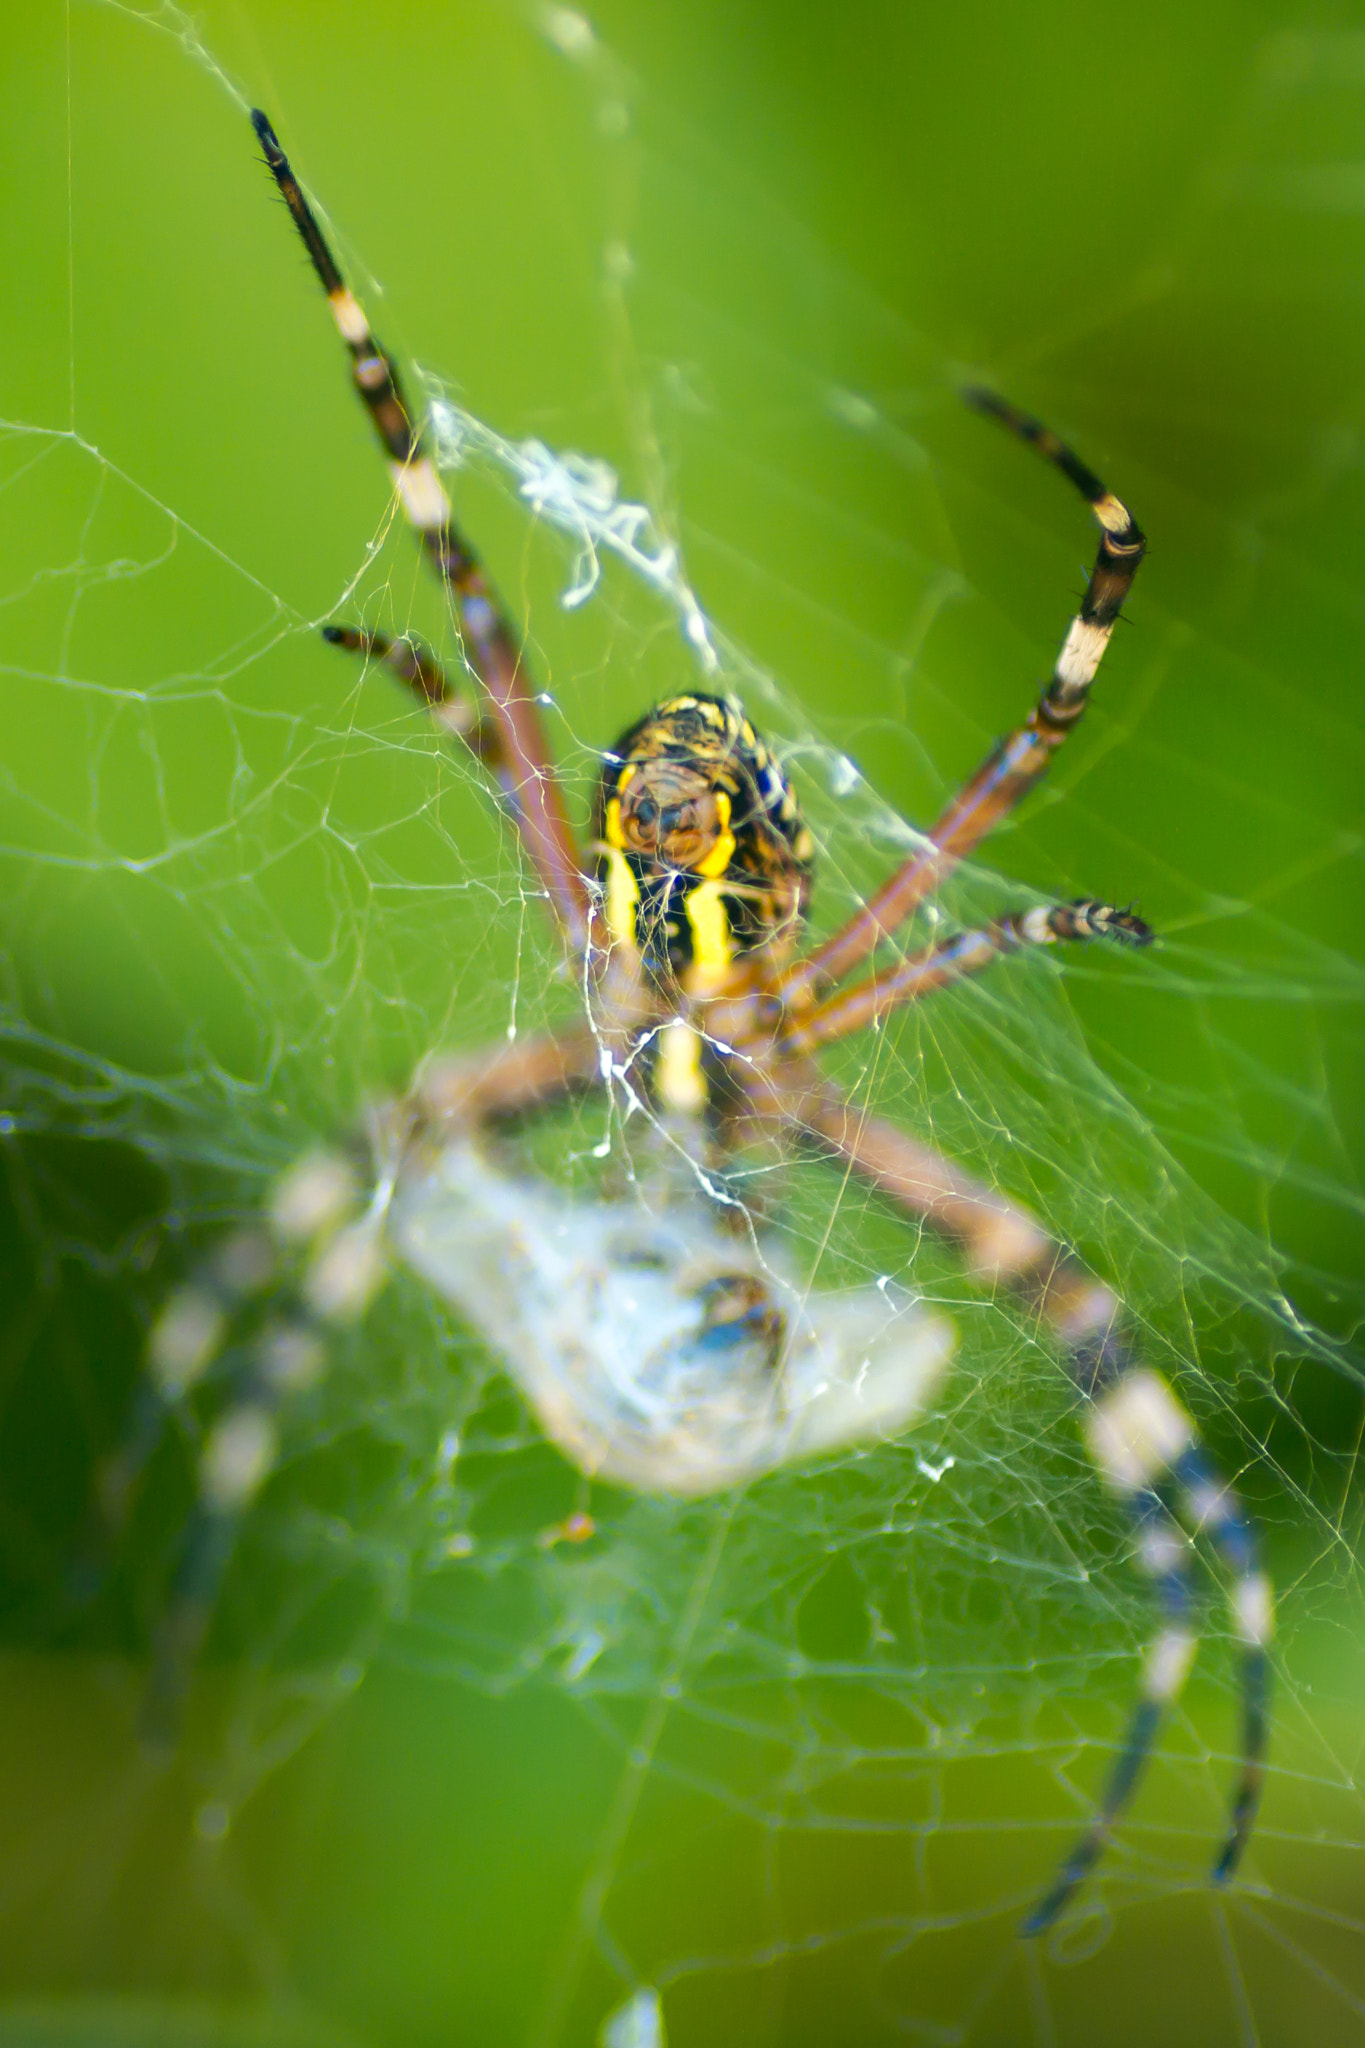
116 108 1272 1939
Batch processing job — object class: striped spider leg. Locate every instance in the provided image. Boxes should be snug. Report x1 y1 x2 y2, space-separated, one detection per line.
765 1067 1271 1934
248 112 597 961
776 388 1148 1010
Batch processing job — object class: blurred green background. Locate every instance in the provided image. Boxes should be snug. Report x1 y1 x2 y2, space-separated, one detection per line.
1 1 1363 2044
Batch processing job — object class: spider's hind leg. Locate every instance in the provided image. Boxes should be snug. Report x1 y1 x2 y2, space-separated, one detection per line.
798 1087 1273 1930
1022 1287 1273 1933
121 1027 604 1745
1020 1482 1200 1935
129 1150 390 1746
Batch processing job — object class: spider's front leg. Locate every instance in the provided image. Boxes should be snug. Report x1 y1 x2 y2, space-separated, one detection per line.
320 625 512 765
775 897 1152 1057
780 394 1146 1009
250 111 597 958
733 1058 1271 1932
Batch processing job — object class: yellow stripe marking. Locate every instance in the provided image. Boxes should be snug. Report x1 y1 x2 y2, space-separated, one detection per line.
657 1019 707 1110
682 877 733 994
696 790 735 878
602 845 639 950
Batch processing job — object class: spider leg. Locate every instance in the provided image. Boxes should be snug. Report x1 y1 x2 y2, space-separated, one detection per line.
1020 1486 1200 1934
322 624 509 767
1168 1440 1272 1883
774 898 1151 1058
414 1017 608 1127
250 111 594 954
127 1022 607 1740
1024 1346 1272 1934
780 394 1145 1008
138 1152 387 1744
782 1078 1272 1926
72 1225 278 1602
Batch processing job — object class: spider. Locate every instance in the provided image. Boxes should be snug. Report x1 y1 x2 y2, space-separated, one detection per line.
113 108 1273 1940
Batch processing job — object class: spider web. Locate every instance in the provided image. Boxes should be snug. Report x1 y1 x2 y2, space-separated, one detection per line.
1 3 1363 2045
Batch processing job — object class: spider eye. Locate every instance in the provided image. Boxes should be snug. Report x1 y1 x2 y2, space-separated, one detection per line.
659 803 688 835
634 796 658 830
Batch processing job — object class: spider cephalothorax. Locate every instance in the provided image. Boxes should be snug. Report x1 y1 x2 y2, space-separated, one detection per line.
596 692 814 995
121 108 1273 1944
